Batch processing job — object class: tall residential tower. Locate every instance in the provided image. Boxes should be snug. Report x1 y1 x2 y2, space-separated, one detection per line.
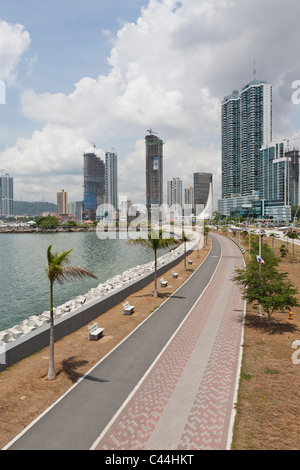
221 90 240 199
105 149 118 211
145 131 163 218
0 172 13 218
167 177 182 207
219 79 273 217
240 80 272 195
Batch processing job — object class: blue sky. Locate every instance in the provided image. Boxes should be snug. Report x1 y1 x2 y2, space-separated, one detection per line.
0 0 149 144
0 1 149 93
1 0 300 206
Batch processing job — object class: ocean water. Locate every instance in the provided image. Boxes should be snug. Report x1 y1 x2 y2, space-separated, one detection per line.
0 231 169 331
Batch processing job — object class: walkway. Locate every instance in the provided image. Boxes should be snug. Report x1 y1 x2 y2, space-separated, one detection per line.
5 233 245 450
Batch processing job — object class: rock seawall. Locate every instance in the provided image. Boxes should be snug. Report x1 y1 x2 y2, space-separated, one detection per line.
0 233 198 346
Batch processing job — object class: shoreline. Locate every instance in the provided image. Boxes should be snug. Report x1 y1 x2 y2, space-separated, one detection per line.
0 230 199 345
0 226 96 234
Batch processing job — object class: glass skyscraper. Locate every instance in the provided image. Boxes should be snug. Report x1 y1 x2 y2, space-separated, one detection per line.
83 151 105 220
260 142 299 219
193 172 213 216
219 79 273 217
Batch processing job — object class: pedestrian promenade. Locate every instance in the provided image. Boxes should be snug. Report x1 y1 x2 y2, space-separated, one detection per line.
5 233 245 450
91 234 245 450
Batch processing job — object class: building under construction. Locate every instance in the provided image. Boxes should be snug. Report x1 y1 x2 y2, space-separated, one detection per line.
145 131 163 220
83 151 105 220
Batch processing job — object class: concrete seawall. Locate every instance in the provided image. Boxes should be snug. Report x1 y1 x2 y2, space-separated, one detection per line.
0 246 193 372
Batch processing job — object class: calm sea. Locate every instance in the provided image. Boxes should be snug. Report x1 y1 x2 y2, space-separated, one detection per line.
0 231 168 331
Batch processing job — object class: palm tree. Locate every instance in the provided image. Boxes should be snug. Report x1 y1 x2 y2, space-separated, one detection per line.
204 225 210 247
286 231 299 260
126 228 178 297
269 232 276 251
46 245 97 380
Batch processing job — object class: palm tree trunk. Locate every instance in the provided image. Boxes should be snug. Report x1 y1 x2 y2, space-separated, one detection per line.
154 248 158 297
47 281 56 380
293 239 295 260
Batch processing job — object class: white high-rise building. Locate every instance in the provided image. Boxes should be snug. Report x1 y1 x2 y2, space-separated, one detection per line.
0 172 13 218
167 177 182 207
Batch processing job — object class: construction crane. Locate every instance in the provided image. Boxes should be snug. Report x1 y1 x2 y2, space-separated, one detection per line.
91 141 96 150
147 129 158 135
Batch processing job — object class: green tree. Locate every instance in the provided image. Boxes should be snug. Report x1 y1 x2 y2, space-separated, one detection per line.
46 245 97 379
36 216 60 229
280 244 288 257
232 242 299 326
126 228 178 297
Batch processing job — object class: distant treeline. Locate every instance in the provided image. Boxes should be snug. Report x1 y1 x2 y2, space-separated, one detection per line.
14 201 57 217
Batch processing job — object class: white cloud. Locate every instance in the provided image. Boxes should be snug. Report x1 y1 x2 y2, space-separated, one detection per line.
0 20 31 85
1 0 300 208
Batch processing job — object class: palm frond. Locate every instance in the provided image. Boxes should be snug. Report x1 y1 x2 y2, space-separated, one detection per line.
47 244 54 264
57 266 98 284
55 249 73 266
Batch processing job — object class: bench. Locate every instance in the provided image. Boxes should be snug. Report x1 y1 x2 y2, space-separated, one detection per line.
160 278 168 287
172 270 178 278
122 301 134 315
88 322 104 340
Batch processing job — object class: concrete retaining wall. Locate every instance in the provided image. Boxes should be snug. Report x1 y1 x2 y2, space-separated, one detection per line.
0 248 192 372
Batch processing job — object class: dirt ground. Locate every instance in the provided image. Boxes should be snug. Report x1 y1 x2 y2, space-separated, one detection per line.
230 233 300 450
0 244 210 449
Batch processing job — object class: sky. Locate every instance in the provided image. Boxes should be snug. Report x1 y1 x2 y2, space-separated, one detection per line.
1 0 300 209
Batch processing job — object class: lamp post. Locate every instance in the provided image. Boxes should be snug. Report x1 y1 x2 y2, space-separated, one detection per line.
258 222 263 317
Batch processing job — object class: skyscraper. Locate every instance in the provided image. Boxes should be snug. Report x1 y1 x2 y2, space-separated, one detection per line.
105 149 118 211
193 172 213 216
145 131 163 218
83 151 105 220
240 80 272 195
221 90 240 198
167 177 182 207
184 186 194 206
219 79 272 217
260 141 299 220
57 189 68 216
0 172 13 218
